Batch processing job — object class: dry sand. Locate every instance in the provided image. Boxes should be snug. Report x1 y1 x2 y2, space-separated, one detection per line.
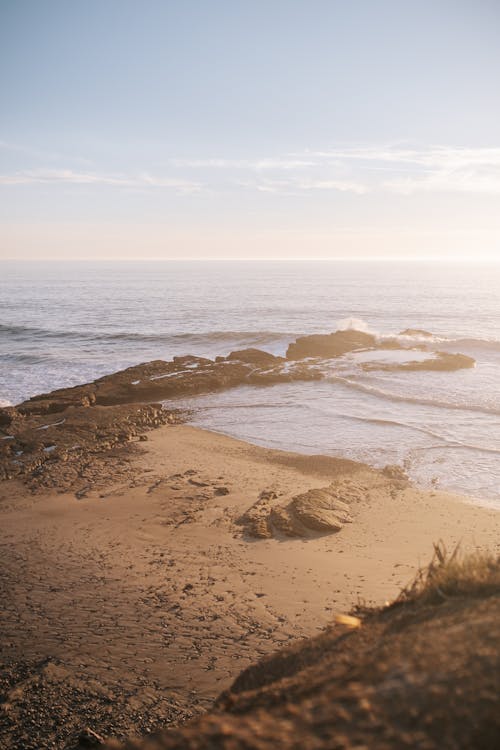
1 424 498 745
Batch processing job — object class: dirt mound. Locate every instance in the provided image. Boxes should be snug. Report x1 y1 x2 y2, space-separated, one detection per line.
104 555 500 750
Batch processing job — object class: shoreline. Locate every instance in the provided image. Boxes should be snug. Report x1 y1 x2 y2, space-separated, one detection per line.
172 418 500 512
1 422 498 747
1 329 496 504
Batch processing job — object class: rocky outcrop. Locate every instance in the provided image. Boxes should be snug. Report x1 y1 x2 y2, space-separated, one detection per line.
16 355 319 415
291 487 353 531
225 348 284 366
1 332 476 492
0 352 331 491
11 332 475 420
286 329 376 359
0 402 181 491
236 490 277 538
238 483 357 539
361 351 475 372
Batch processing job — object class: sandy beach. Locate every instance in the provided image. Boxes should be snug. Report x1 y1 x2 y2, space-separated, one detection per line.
1 422 498 747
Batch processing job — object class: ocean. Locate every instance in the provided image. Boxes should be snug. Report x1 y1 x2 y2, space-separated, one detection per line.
1 260 500 507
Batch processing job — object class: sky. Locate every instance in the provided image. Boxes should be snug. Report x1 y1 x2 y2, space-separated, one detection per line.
1 0 500 260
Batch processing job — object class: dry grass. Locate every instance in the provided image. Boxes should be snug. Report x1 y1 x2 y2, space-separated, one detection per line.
396 541 500 606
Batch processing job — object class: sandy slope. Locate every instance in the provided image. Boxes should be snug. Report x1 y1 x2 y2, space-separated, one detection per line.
0 424 498 748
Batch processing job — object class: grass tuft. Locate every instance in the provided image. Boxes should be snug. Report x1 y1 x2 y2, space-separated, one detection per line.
396 541 500 606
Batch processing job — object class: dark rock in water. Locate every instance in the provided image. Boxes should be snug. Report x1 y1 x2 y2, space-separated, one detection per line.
226 348 283 366
172 355 213 367
361 351 475 373
15 351 321 417
247 362 323 386
286 329 376 359
399 328 434 337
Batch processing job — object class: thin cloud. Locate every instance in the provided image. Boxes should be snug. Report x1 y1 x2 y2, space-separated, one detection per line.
1 144 500 196
238 178 368 195
0 169 202 193
173 145 500 195
171 157 315 170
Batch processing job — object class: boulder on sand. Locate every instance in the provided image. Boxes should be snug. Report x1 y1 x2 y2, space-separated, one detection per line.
238 484 354 539
290 487 353 532
286 329 376 360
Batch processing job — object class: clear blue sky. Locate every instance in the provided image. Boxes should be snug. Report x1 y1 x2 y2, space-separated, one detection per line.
1 0 499 259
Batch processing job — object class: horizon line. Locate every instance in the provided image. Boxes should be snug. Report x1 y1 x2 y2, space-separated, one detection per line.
1 256 500 263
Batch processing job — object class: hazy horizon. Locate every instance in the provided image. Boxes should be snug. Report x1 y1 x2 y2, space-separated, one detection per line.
1 1 499 260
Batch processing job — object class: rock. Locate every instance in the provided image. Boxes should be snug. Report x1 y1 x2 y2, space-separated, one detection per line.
172 355 213 367
399 328 434 337
269 505 305 537
290 488 352 532
239 485 353 539
382 465 409 482
76 727 105 746
226 348 283 366
248 362 323 386
361 351 475 373
0 406 17 426
13 352 327 417
237 490 279 538
286 329 376 360
0 402 182 492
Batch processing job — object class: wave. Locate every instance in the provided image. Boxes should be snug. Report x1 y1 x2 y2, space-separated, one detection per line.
135 330 291 345
0 352 60 365
3 319 500 354
334 316 500 353
0 323 292 346
329 375 500 417
376 333 500 354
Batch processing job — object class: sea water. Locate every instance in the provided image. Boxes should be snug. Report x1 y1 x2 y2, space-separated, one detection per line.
1 260 499 507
